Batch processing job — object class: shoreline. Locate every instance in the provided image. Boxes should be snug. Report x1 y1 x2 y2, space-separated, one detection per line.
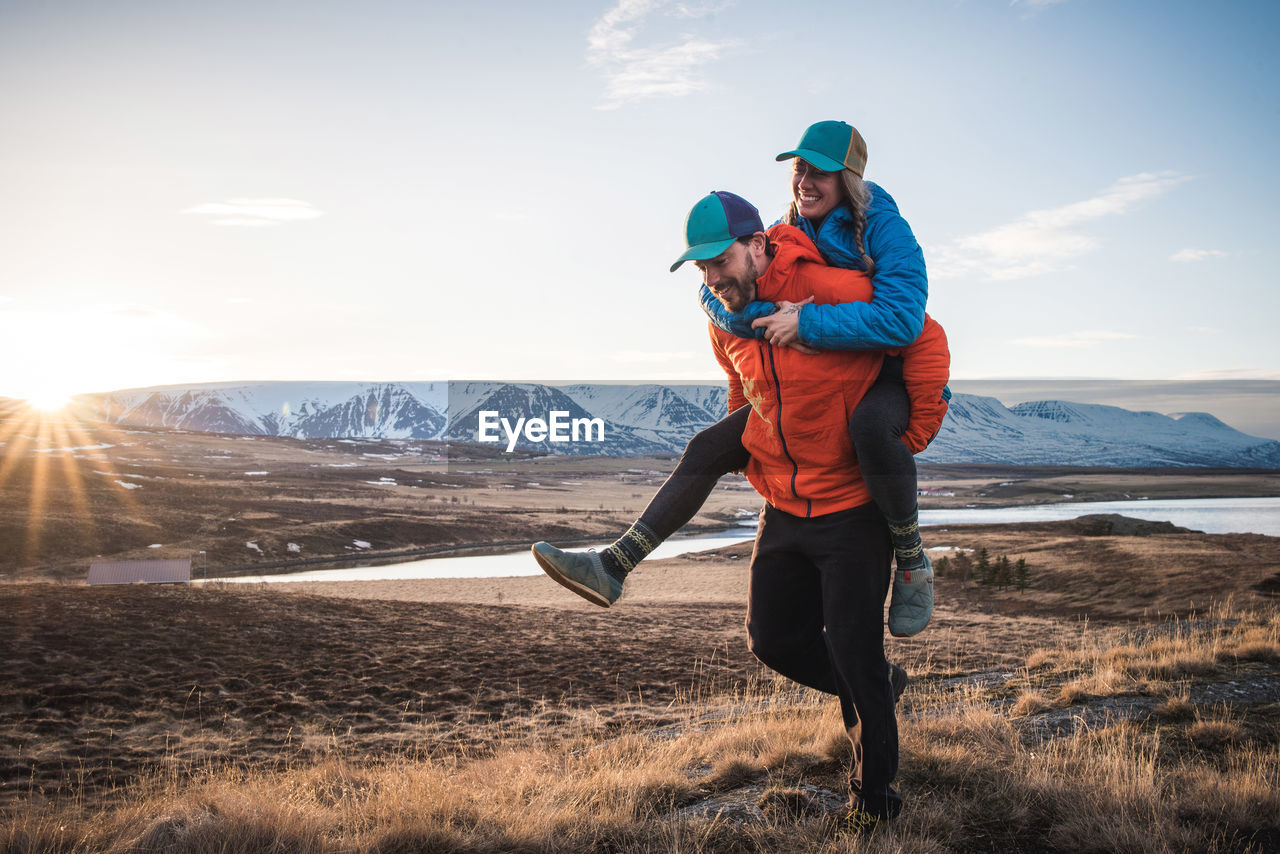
197 494 1280 582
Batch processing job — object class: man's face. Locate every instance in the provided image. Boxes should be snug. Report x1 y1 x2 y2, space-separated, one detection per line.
696 241 760 312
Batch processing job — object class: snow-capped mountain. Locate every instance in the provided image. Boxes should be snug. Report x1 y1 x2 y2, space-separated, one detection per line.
92 382 450 440
920 394 1280 468
75 381 1280 468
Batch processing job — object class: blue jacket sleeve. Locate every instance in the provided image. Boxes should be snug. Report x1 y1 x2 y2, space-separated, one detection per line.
796 184 928 350
699 284 776 340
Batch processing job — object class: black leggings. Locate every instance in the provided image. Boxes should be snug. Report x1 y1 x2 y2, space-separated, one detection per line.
746 501 900 816
637 357 917 538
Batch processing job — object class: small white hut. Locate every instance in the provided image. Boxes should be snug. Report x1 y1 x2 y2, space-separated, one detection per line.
86 558 192 586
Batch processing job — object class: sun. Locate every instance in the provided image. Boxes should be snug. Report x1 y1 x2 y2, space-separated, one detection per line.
11 366 89 414
26 391 74 413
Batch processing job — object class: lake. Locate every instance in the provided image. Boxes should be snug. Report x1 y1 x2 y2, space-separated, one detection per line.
204 496 1280 584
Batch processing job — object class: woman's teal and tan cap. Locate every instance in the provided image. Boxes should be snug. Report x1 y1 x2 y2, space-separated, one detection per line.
670 191 764 272
775 120 867 177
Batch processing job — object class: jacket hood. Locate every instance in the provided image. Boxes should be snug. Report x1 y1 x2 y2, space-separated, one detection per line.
755 224 824 302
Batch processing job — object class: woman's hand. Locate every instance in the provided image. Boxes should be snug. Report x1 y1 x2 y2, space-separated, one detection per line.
751 298 818 354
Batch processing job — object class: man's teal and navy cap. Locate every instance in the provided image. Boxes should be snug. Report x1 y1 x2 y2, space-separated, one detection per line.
670 191 764 272
775 120 867 176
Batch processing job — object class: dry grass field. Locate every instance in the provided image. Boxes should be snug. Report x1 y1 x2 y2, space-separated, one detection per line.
3 514 1280 852
3 410 1280 851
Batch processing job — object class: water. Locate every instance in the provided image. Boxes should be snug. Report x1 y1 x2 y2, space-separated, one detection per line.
205 527 760 584
921 496 1280 537
204 497 1280 584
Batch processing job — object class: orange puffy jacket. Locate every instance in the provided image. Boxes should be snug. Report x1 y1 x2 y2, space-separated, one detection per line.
710 224 950 517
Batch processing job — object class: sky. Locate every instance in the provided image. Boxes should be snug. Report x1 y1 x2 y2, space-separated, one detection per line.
2 1 1278 417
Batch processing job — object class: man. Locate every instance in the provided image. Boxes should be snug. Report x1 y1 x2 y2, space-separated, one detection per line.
536 191 950 825
676 190 918 824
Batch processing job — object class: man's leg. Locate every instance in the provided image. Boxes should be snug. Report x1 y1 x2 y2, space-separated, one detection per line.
531 406 751 607
746 506 910 699
744 505 839 694
807 502 901 819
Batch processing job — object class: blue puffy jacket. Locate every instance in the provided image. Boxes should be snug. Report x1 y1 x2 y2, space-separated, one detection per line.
699 182 927 349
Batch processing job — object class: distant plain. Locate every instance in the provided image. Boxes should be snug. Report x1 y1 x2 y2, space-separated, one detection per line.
4 409 1280 581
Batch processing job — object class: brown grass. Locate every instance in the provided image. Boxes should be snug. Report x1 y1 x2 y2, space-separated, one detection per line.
3 589 1277 853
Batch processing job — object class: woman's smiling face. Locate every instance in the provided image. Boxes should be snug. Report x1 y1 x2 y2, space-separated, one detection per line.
791 158 844 220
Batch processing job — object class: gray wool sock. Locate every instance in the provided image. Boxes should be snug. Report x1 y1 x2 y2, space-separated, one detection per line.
886 511 925 572
600 520 660 583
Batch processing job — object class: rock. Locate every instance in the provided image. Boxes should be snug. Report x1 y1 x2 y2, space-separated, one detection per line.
1067 514 1197 536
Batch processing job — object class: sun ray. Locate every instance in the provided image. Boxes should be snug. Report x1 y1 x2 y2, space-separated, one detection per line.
0 403 156 575
50 418 98 558
22 415 54 565
0 413 37 488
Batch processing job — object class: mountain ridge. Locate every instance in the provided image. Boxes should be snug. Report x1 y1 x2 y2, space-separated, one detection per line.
73 380 1280 469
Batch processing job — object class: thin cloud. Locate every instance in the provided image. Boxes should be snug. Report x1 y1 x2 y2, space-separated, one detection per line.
1175 368 1280 380
587 0 740 109
104 304 169 320
1010 330 1139 349
491 208 533 222
611 350 701 362
929 172 1188 281
182 198 324 227
1171 248 1227 263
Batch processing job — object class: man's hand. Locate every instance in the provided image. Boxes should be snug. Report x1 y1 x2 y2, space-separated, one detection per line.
752 298 819 354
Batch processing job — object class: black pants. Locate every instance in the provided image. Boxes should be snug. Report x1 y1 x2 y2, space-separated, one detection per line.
746 501 901 817
638 357 915 540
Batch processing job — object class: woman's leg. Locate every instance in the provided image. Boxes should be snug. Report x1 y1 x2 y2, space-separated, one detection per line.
849 357 934 636
599 404 752 581
532 405 753 607
848 357 923 572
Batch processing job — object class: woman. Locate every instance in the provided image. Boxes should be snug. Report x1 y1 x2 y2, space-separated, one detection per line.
533 121 947 638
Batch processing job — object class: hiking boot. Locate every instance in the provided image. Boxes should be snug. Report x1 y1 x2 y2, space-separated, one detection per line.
888 662 908 703
835 807 884 837
531 542 622 608
888 553 933 638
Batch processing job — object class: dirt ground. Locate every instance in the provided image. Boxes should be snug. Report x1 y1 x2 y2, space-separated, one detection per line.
0 583 759 808
4 411 1279 814
4 517 1277 809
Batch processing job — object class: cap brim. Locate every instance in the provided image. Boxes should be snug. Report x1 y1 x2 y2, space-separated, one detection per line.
775 147 847 173
670 237 736 273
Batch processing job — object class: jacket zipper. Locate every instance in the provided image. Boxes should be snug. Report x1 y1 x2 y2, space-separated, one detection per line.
763 343 810 517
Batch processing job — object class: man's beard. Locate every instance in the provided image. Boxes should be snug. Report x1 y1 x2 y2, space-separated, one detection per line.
715 254 760 312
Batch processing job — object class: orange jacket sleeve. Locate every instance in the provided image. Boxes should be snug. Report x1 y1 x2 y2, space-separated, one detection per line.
710 324 747 415
895 313 950 454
